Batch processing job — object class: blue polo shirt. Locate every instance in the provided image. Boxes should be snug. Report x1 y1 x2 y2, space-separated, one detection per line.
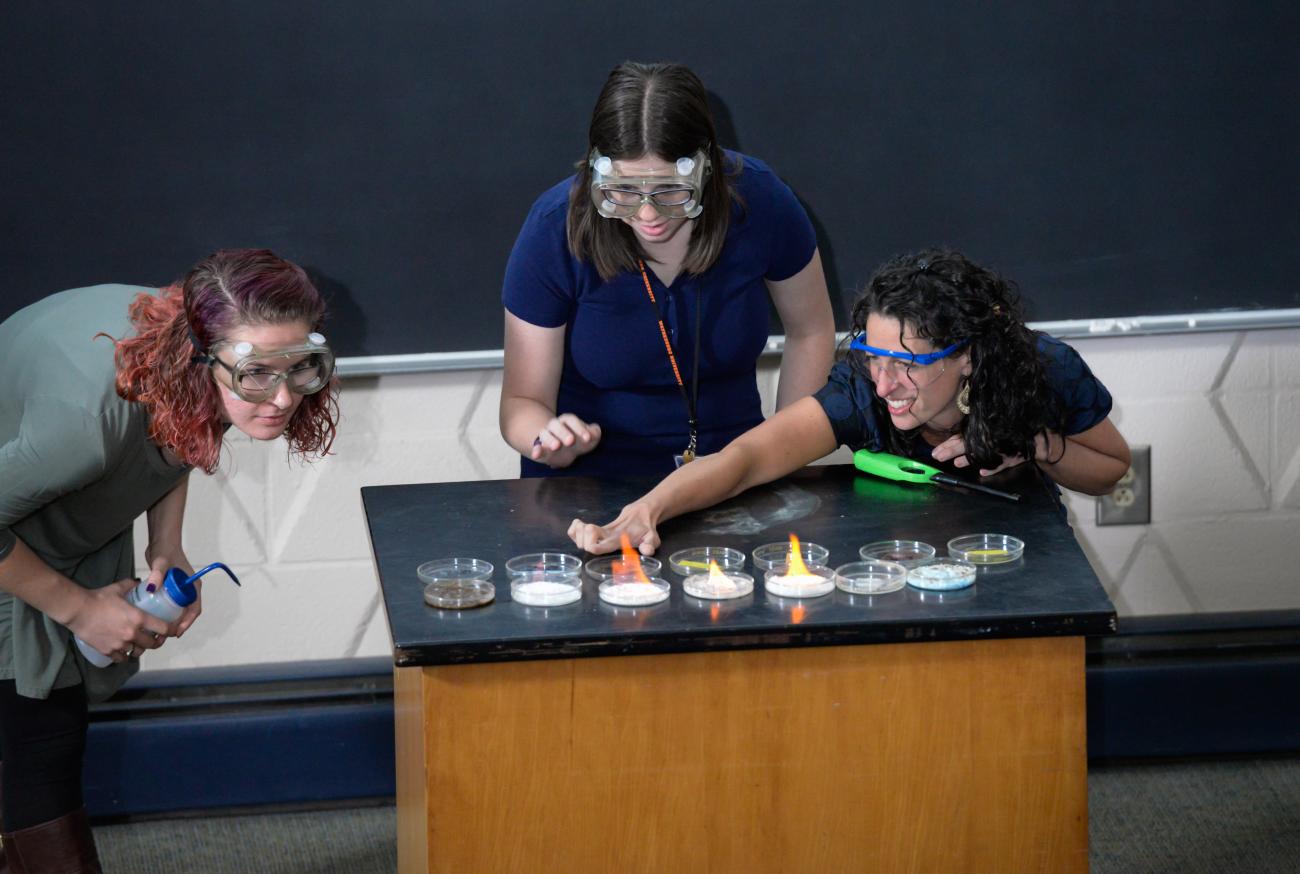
814 333 1113 466
503 152 817 478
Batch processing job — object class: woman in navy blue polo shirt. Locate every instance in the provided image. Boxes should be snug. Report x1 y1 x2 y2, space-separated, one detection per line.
568 249 1132 555
500 61 835 478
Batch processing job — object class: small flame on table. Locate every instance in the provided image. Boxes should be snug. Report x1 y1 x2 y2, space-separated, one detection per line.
612 535 652 583
785 533 812 576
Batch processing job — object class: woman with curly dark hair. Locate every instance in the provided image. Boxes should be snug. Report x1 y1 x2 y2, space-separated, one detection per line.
0 248 338 870
569 248 1131 555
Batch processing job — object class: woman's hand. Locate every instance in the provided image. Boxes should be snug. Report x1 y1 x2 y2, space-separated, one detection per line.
930 434 1027 477
531 414 602 468
145 550 201 638
568 500 660 556
66 578 171 663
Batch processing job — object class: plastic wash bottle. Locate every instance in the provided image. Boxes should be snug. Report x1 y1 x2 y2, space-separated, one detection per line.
75 562 241 668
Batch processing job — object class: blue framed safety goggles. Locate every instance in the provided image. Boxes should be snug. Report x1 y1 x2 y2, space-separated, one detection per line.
848 337 969 365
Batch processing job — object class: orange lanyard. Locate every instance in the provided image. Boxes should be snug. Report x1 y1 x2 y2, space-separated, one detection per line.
638 259 699 463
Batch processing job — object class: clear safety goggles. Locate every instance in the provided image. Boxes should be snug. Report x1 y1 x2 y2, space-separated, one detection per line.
204 333 335 403
849 337 969 388
589 149 710 219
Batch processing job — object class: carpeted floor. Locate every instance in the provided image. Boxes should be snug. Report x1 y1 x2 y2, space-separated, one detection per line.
94 755 1300 873
96 804 397 874
1088 756 1300 874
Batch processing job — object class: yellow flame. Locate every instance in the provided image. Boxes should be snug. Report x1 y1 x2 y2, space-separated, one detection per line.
707 559 729 583
613 534 651 583
786 533 812 576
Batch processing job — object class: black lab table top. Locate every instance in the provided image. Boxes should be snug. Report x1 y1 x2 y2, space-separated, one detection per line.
362 464 1116 666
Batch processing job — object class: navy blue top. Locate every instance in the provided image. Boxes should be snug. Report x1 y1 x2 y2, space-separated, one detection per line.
813 334 1113 467
502 152 817 478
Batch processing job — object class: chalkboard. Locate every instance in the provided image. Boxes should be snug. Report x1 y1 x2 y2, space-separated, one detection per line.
3 1 1297 358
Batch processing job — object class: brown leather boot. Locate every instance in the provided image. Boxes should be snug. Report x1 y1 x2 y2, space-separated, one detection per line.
1 808 102 874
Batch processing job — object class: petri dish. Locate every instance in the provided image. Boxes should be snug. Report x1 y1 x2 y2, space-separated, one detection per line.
909 585 977 605
947 534 1025 565
667 547 746 577
752 541 829 571
683 569 754 600
834 560 907 595
858 540 936 565
585 554 663 581
598 577 670 606
763 563 836 598
417 557 494 584
423 579 495 609
683 593 752 616
511 571 583 607
906 558 977 591
504 552 583 579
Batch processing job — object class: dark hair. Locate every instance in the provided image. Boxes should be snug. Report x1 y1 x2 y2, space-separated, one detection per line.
848 249 1061 468
109 248 339 473
566 61 736 280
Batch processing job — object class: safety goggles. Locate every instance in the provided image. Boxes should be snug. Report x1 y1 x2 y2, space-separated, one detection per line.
589 149 710 219
849 337 969 388
203 333 335 403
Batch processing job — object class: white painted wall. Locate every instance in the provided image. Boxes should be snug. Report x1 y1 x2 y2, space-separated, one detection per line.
133 327 1300 671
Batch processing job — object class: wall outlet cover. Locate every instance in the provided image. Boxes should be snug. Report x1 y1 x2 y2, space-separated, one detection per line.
1096 445 1150 526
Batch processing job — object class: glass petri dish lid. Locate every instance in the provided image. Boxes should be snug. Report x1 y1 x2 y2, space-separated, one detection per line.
858 540 936 565
667 546 746 576
947 534 1025 564
834 560 907 595
752 541 829 571
417 557 494 583
585 554 663 581
504 552 583 579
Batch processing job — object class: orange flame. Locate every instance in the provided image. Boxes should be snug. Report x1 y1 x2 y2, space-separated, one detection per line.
710 602 721 622
791 604 806 624
786 533 812 576
707 559 729 583
613 534 652 583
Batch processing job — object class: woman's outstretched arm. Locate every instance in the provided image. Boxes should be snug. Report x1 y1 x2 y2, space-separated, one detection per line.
568 396 840 555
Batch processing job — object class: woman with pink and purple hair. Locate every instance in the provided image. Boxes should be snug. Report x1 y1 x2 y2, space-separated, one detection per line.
0 248 339 871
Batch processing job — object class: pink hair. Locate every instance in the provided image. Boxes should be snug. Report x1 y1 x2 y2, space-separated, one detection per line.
107 250 339 473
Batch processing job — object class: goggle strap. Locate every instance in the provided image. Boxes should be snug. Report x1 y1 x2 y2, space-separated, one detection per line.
849 337 969 365
187 324 213 365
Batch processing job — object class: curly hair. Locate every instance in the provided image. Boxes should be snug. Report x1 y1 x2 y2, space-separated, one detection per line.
848 249 1062 469
107 249 339 473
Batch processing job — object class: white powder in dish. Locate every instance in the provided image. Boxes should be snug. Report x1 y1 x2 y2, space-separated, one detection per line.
599 582 668 606
764 574 834 598
512 580 581 606
683 572 753 600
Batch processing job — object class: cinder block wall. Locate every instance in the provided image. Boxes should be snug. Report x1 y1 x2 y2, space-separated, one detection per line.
133 328 1300 670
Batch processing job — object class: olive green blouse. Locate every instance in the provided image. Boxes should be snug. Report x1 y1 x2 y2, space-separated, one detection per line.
0 285 190 701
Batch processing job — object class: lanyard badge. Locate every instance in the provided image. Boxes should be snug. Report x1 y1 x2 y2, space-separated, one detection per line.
638 260 699 465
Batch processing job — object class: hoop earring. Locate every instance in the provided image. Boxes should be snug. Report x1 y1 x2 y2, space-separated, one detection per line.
956 380 971 415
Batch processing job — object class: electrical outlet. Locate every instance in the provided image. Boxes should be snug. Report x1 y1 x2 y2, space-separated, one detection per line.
1096 445 1150 525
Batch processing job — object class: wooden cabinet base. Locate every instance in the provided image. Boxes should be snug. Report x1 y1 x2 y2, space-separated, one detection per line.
395 636 1087 873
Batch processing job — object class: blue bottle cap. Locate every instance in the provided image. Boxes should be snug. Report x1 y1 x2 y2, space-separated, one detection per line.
162 562 242 607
